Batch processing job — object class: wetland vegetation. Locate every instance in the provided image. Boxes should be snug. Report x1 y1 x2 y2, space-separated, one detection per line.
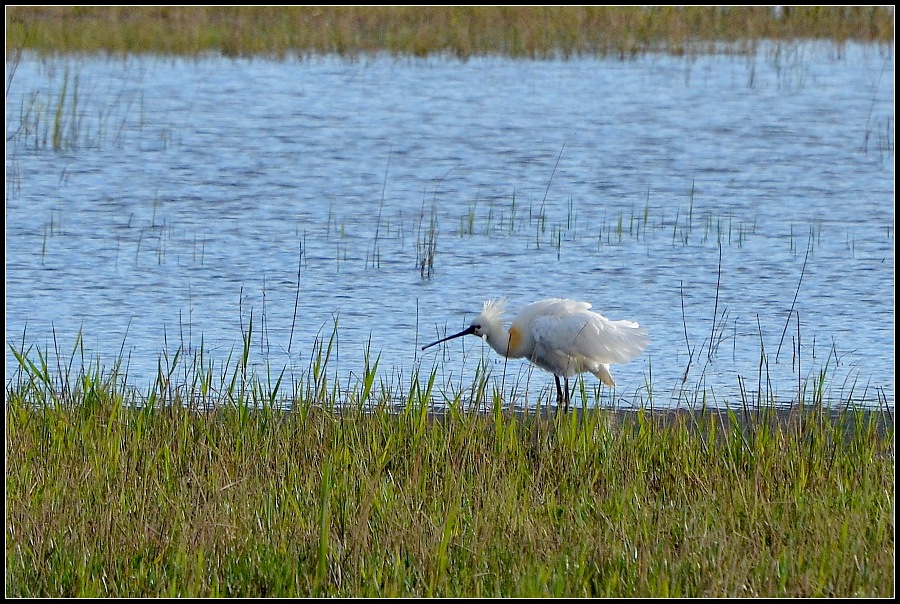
6 6 895 59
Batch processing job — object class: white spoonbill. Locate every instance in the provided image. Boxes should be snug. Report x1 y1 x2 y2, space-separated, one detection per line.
421 298 649 411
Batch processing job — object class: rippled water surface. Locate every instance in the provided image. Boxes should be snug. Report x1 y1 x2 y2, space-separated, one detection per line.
6 45 895 409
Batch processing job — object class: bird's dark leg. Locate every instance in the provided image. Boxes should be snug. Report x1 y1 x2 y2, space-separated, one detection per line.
554 375 565 411
564 377 571 413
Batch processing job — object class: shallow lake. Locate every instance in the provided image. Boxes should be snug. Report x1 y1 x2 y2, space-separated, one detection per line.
5 43 894 410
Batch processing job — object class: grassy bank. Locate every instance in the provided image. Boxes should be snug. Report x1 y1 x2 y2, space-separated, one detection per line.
6 6 895 59
5 342 894 597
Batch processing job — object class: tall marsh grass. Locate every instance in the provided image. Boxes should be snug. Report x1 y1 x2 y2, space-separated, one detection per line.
6 7 894 59
5 328 895 597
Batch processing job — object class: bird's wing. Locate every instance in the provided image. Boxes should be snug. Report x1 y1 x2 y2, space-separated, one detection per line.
532 310 648 365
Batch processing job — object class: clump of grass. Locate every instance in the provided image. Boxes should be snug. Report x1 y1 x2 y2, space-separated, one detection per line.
6 54 144 153
8 65 85 151
5 331 895 597
5 7 894 59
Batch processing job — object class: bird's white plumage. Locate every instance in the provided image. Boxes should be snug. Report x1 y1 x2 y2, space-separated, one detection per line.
530 301 646 364
513 298 648 382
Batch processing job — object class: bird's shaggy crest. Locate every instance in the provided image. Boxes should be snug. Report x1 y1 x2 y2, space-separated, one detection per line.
479 298 508 324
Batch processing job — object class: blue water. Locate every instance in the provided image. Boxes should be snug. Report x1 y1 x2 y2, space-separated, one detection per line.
5 44 894 409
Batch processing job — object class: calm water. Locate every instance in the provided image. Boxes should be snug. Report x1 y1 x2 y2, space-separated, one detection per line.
5 44 894 409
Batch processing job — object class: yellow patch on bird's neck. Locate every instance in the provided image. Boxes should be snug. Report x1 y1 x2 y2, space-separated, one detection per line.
507 325 522 356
